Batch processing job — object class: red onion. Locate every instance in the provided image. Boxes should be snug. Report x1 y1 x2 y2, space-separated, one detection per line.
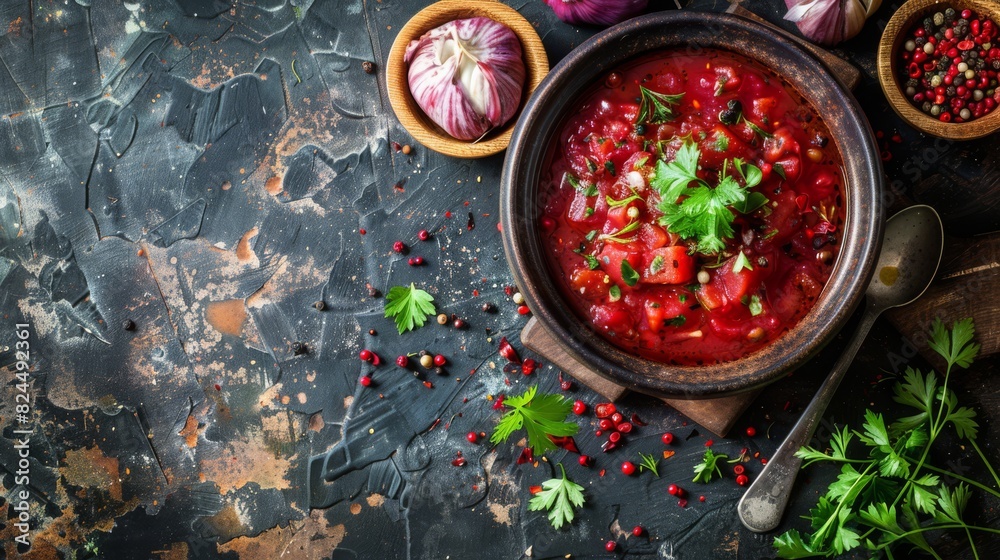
404 17 525 141
544 0 648 27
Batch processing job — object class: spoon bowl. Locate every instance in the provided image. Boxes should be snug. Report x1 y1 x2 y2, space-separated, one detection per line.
737 204 944 533
867 205 946 308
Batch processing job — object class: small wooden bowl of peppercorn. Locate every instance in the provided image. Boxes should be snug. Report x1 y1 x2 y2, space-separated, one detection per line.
878 0 1000 139
386 0 549 158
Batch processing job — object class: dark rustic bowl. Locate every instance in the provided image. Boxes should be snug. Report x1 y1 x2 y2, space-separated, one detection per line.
500 11 884 399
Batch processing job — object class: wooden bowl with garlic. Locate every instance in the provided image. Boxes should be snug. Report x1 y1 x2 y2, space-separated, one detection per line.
386 1 549 158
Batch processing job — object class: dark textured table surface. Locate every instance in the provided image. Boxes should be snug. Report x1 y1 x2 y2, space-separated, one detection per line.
0 1 998 559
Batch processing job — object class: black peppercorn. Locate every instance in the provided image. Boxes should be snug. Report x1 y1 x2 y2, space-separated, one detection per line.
453 318 467 329
718 99 743 125
946 85 957 97
362 61 375 74
293 342 308 355
481 302 497 313
122 319 135 331
634 124 646 135
313 300 326 310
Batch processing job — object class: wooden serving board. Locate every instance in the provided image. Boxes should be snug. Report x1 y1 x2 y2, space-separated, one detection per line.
519 9 863 438
521 318 759 437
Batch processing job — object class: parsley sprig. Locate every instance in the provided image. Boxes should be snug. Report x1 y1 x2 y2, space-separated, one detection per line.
774 318 1000 559
384 283 436 334
652 141 765 254
490 385 579 455
528 463 586 529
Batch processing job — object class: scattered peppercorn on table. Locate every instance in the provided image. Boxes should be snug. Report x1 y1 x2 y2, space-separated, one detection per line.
1 1 998 559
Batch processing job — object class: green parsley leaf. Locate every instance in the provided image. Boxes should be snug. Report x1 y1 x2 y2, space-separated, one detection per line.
604 160 616 176
773 163 787 180
584 207 595 217
946 406 979 440
621 260 639 287
638 452 660 477
584 254 600 270
384 283 436 334
733 192 769 214
714 134 729 152
652 141 753 255
528 463 585 529
490 385 579 455
649 254 665 274
748 295 763 316
634 156 649 169
564 172 581 189
693 448 728 483
585 230 598 241
609 285 621 301
636 86 684 125
583 184 599 197
928 317 980 370
773 529 817 558
667 315 686 327
651 141 702 204
586 158 598 173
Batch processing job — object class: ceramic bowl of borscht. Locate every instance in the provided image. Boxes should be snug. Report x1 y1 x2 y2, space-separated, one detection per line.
500 11 883 398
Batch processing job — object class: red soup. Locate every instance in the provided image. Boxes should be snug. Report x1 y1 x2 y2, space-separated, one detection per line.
539 49 844 365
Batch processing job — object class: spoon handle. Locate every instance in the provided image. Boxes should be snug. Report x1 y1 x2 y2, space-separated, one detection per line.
737 303 880 533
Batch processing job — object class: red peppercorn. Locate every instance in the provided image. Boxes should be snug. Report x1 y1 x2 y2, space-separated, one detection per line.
746 426 757 437
661 432 674 445
396 355 409 368
579 454 592 467
359 375 372 387
605 540 617 552
408 256 424 266
610 412 624 426
540 216 556 229
359 349 373 362
699 495 706 502
392 240 406 253
595 403 616 418
608 431 622 443
466 431 478 443
678 498 688 508
572 400 587 415
516 304 530 315
417 229 430 241
632 525 644 537
667 483 684 496
617 422 633 434
736 474 749 486
433 354 446 367
452 457 467 467
521 358 537 375
599 418 615 431
734 464 746 475
621 461 636 475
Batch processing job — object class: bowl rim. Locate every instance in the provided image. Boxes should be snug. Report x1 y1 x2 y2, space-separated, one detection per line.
876 0 1000 140
385 0 550 158
500 10 885 399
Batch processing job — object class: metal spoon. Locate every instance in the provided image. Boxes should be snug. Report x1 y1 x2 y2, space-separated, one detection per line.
737 204 944 533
